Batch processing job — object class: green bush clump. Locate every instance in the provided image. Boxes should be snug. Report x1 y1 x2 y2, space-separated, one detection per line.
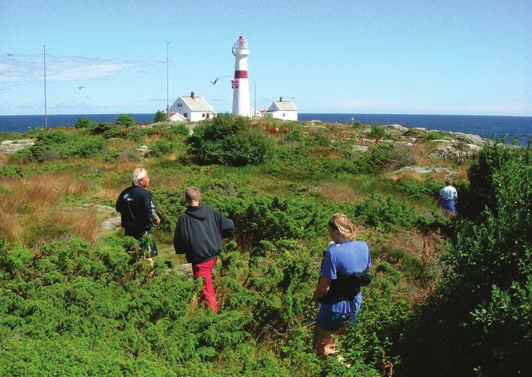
74 117 95 129
353 144 399 174
117 114 136 128
285 128 303 142
393 180 441 200
423 131 449 141
186 114 273 166
354 194 420 232
154 110 166 123
17 129 108 162
368 124 386 138
147 139 174 157
392 144 532 376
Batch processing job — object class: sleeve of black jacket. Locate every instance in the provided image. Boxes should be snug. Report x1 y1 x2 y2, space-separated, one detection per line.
218 210 235 239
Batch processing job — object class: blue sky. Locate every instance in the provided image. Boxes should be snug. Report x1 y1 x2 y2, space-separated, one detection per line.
1 0 531 116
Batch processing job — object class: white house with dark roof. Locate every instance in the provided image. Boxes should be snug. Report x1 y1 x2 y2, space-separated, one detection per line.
264 97 298 121
169 92 216 122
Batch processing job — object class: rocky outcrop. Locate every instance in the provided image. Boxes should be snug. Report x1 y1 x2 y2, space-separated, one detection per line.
0 139 34 154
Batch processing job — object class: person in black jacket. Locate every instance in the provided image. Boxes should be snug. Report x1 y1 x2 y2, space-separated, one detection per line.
116 167 161 268
173 187 234 313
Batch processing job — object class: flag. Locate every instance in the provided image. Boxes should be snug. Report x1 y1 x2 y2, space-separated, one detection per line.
231 79 239 89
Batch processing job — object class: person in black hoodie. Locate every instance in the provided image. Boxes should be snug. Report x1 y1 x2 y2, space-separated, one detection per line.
173 187 234 313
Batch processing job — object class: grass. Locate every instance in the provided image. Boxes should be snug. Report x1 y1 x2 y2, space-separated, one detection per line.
0 118 472 307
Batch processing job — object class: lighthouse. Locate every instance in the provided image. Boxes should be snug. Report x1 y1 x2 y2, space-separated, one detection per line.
231 36 251 116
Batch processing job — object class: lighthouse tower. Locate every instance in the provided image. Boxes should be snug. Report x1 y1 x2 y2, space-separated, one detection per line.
231 36 251 116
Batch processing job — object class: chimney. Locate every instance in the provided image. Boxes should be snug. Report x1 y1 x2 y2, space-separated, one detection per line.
279 97 283 102
191 91 195 99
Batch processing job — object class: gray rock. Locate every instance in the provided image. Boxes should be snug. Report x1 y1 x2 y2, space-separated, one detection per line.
451 132 486 146
100 216 121 231
0 139 34 154
385 124 409 132
399 166 454 175
351 145 369 159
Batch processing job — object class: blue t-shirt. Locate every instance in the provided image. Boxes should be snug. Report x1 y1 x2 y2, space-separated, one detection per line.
320 240 372 313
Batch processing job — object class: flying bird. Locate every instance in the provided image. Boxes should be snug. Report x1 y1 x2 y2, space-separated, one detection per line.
78 86 84 90
210 77 219 86
7 53 14 56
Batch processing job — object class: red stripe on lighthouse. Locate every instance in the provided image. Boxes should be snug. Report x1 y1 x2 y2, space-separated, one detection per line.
234 70 248 79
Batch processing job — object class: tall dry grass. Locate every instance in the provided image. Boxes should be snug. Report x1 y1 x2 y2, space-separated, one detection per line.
0 173 96 247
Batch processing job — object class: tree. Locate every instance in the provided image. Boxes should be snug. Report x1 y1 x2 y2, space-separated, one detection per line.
116 114 135 128
185 114 273 166
394 144 532 377
154 110 166 123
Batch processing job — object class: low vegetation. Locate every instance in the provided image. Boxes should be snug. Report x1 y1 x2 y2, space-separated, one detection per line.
0 114 530 376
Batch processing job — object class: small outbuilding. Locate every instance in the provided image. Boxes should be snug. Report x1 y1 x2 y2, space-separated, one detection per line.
169 92 216 122
264 97 298 121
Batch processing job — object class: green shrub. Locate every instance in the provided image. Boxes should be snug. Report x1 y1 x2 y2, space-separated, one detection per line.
147 139 174 157
392 144 532 376
285 128 303 142
117 114 135 128
423 131 449 141
186 114 273 166
368 124 386 138
23 129 108 162
154 110 166 123
74 118 94 129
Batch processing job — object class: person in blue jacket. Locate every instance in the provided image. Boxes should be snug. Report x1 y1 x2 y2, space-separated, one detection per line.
173 187 234 313
313 213 372 358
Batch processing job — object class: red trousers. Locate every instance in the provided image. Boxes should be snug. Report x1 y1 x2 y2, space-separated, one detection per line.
192 258 218 313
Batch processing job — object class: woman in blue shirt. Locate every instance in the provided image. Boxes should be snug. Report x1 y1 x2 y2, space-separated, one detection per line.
313 213 372 358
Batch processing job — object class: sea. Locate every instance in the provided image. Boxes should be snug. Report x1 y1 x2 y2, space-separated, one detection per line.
0 113 530 147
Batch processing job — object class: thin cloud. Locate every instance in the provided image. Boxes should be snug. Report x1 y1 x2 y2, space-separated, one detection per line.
0 54 159 83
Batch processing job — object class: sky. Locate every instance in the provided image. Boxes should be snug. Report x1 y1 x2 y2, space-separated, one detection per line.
1 0 531 116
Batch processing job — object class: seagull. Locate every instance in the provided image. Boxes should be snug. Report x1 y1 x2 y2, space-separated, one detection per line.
78 86 84 90
7 53 14 56
210 77 219 86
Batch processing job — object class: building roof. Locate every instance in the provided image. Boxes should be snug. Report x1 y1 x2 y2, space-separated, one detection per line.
181 92 215 112
268 97 298 112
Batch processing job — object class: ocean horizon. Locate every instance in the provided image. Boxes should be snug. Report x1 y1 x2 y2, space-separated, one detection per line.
0 113 530 147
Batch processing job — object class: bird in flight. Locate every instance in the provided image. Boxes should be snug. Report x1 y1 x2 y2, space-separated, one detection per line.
7 53 14 56
210 77 219 86
78 86 84 90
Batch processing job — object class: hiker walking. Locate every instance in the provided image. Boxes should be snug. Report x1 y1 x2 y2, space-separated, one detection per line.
173 187 234 313
116 167 161 271
313 213 372 358
437 177 458 215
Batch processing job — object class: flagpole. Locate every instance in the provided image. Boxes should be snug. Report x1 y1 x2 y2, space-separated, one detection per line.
43 44 48 128
166 40 171 119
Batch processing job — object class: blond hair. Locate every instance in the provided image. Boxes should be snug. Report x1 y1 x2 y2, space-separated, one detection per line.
329 213 357 240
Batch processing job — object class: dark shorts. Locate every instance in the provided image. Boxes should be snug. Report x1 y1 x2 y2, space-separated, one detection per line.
315 305 357 332
125 228 158 258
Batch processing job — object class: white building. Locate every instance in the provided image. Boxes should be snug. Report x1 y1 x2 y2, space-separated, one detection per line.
264 97 298 121
169 92 216 122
